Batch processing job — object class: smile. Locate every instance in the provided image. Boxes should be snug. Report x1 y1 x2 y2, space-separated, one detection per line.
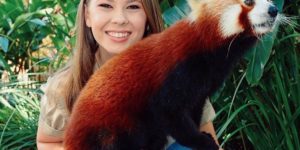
106 31 131 38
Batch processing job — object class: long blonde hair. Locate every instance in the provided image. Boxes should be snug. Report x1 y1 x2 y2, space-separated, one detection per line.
56 0 165 112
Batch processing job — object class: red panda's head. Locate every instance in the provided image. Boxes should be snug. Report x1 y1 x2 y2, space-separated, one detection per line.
187 0 279 38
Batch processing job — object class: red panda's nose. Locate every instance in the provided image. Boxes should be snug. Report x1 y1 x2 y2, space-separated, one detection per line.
268 5 278 18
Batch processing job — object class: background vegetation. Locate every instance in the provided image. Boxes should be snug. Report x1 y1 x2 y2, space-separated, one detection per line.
0 0 299 149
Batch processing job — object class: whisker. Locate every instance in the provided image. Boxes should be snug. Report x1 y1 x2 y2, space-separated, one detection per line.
277 14 299 29
250 25 261 40
226 34 239 58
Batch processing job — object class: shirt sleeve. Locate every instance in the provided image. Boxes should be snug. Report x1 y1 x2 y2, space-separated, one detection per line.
38 77 70 137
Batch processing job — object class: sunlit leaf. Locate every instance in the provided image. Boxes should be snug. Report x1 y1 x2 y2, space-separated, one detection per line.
0 36 9 53
29 18 46 26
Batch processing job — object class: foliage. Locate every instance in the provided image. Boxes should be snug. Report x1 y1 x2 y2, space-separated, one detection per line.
0 76 42 149
0 0 78 76
214 35 300 150
162 0 300 149
0 0 79 149
211 1 300 150
0 0 299 149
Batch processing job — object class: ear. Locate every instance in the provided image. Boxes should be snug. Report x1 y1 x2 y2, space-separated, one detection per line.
187 0 202 22
187 0 201 11
85 4 91 27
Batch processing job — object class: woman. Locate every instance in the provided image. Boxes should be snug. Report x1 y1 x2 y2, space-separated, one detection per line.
36 0 219 149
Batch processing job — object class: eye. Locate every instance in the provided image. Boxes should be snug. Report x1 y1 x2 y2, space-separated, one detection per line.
244 0 255 6
127 4 141 9
99 3 113 9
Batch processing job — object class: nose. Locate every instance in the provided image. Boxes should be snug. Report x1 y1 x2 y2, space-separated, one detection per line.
268 5 278 18
111 10 129 25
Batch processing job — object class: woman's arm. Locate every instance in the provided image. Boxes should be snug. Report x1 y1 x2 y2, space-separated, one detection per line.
37 72 71 150
36 126 64 150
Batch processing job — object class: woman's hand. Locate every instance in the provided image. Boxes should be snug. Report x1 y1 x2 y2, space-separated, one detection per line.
36 127 64 150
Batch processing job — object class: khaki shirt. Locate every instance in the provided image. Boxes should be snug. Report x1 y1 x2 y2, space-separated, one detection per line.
38 73 216 138
38 73 70 137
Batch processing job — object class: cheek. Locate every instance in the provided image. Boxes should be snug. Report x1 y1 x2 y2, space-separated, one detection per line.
90 14 108 28
86 7 109 28
131 13 147 40
89 16 109 43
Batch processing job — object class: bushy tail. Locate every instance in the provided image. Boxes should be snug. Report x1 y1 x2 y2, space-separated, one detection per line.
64 113 101 150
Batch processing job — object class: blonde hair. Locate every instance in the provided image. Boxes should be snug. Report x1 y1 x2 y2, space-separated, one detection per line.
52 0 164 112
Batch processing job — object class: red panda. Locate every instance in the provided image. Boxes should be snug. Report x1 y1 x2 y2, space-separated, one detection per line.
64 0 279 149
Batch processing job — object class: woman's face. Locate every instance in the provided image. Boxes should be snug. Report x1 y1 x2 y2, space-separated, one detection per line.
85 0 147 54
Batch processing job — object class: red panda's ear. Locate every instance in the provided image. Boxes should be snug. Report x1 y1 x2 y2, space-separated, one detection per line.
187 0 200 11
187 0 202 22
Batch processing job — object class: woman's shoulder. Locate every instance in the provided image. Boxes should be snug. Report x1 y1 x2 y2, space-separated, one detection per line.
41 67 71 104
38 67 72 135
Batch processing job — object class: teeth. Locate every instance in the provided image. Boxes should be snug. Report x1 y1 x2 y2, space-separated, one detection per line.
107 32 130 38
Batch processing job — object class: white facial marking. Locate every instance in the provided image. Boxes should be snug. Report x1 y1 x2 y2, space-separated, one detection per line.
187 0 202 22
249 0 278 34
220 5 244 37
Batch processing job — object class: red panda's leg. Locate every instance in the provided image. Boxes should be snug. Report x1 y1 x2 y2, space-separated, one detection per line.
164 111 219 150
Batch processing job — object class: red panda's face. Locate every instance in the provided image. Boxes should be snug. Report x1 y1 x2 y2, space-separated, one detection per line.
247 0 278 35
187 0 279 38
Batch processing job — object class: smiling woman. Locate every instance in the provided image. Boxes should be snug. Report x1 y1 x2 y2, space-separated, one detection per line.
85 0 147 54
36 0 218 149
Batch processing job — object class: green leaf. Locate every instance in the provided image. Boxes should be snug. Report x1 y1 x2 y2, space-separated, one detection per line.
8 12 33 35
0 55 8 69
274 0 284 12
245 30 277 84
175 0 190 15
162 6 186 26
0 36 9 53
0 49 12 74
29 18 46 26
160 0 171 11
244 0 284 85
217 102 256 137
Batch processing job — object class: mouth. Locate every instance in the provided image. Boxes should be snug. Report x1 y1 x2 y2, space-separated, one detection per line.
252 18 275 28
106 31 132 38
252 18 277 34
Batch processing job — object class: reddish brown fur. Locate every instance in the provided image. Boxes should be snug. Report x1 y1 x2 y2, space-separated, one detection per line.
240 5 255 34
64 21 226 149
64 0 254 149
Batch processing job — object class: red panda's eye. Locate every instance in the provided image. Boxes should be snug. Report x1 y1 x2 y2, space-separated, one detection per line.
244 0 255 6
